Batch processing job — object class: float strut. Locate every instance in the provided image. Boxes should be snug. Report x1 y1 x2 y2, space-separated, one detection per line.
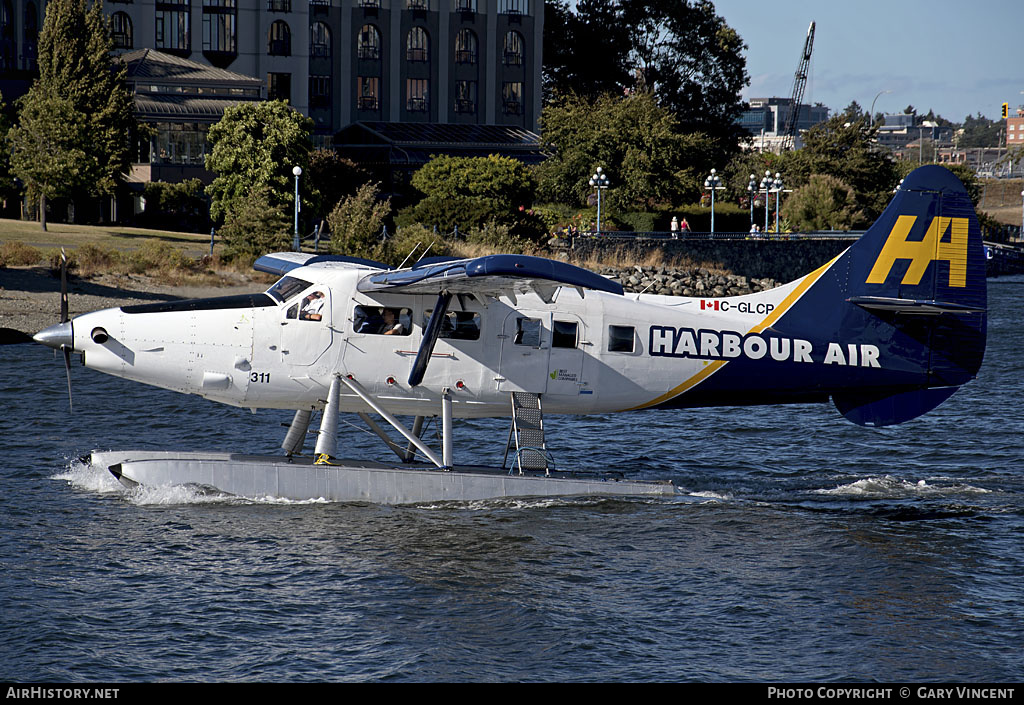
441 388 453 470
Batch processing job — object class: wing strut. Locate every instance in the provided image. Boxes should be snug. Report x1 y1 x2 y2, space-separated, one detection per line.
408 292 453 387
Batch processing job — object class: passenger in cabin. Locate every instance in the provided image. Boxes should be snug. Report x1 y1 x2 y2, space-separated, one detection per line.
300 291 325 321
381 308 404 335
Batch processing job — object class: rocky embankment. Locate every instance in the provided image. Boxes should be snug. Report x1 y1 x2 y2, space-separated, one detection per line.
596 265 779 297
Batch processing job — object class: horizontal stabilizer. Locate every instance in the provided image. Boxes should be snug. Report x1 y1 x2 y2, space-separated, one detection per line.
848 296 986 316
357 254 624 298
833 386 960 427
254 252 390 277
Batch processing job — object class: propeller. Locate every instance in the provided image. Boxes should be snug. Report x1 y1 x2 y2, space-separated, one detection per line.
32 248 75 411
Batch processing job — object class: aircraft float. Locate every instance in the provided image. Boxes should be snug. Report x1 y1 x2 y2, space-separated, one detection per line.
33 165 987 504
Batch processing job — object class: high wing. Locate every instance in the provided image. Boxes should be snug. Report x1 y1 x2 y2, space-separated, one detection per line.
355 254 624 387
355 253 624 302
254 252 392 277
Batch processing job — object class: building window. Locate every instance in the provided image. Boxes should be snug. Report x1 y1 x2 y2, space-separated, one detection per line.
202 0 236 54
357 76 379 110
358 0 380 7
454 28 476 64
0 0 14 71
310 75 331 107
503 30 523 65
111 11 133 48
22 1 38 71
454 80 476 113
152 123 209 166
454 0 475 12
498 0 526 14
502 81 522 114
406 78 428 112
155 2 190 53
268 20 291 56
406 26 428 62
357 23 380 60
406 0 427 8
268 72 291 102
267 0 290 10
311 21 331 58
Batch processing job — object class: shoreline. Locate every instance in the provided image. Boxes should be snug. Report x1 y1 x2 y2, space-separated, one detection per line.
0 266 266 339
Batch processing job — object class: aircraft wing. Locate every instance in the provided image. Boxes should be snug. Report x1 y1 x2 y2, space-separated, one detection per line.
254 252 391 277
355 254 624 301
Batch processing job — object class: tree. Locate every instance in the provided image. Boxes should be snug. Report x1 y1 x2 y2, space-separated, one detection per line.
326 182 391 260
536 91 716 210
306 148 370 219
542 0 631 102
218 186 292 262
8 0 134 229
620 0 748 148
9 86 92 231
205 100 315 225
781 174 862 231
411 154 535 206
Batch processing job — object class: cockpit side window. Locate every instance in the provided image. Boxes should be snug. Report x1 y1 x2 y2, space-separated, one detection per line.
267 276 313 303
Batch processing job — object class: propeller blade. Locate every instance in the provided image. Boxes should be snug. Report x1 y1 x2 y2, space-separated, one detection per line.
63 346 73 412
60 248 69 324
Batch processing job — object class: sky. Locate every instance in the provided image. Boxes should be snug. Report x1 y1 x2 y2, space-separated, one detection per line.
705 0 1022 122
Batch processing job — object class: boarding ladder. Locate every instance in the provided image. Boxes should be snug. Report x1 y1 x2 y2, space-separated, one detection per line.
503 392 554 475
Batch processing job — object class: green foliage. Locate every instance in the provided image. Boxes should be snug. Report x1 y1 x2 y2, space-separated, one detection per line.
218 186 292 262
205 100 315 225
781 174 863 231
726 115 898 227
411 154 535 205
8 0 135 228
537 91 716 210
959 113 1002 148
395 194 499 234
325 182 392 260
306 148 371 218
382 223 452 267
464 220 534 253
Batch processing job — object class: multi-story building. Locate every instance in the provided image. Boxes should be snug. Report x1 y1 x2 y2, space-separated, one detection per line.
737 97 829 151
1006 108 1024 148
99 0 542 144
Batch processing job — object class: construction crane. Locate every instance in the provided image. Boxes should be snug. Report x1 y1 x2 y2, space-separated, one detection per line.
782 21 815 151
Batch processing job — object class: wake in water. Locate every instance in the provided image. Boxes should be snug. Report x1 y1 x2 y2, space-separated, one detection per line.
813 474 992 499
51 458 331 507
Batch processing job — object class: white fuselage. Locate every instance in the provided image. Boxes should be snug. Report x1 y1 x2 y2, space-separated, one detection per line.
66 261 866 418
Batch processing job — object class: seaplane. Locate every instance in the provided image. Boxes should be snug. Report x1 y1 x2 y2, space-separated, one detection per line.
33 165 987 504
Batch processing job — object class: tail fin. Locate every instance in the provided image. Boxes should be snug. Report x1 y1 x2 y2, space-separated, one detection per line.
831 165 987 425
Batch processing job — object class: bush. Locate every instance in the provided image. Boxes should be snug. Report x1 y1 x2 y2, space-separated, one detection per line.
0 240 44 266
139 179 209 232
219 186 292 262
326 182 391 260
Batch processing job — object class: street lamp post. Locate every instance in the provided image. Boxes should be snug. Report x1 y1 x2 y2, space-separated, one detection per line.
703 168 724 233
292 165 303 252
589 167 609 233
759 170 772 234
772 172 784 234
869 89 891 125
747 173 757 230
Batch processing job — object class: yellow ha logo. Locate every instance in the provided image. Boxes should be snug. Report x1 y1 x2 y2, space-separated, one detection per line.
866 215 969 288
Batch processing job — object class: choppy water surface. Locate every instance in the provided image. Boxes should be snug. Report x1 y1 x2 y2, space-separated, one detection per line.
1 278 1021 682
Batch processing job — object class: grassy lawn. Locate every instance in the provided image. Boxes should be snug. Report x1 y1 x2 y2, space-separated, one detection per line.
0 217 219 257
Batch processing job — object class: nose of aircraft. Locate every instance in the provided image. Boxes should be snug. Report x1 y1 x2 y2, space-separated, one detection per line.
34 320 74 350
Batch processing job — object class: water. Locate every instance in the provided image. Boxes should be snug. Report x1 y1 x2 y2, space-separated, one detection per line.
1 278 1022 682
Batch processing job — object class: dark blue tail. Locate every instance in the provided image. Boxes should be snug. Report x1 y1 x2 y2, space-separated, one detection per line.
830 165 987 425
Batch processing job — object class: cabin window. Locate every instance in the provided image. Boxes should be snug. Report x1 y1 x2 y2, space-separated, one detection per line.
423 310 481 340
353 305 411 336
608 325 634 352
267 276 312 303
552 320 578 348
514 317 541 347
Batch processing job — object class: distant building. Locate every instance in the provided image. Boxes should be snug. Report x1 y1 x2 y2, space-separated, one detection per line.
1006 107 1024 148
738 97 829 151
0 0 544 201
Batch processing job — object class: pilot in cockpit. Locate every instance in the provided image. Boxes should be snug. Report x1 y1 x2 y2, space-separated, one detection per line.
300 291 325 321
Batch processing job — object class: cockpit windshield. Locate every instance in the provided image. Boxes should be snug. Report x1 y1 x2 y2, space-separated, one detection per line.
266 276 313 303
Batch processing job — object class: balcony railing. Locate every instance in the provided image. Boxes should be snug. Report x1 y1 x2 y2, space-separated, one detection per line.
454 99 476 113
407 97 428 112
358 96 380 110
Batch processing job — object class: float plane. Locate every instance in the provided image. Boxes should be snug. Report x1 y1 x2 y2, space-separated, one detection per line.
33 165 987 503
